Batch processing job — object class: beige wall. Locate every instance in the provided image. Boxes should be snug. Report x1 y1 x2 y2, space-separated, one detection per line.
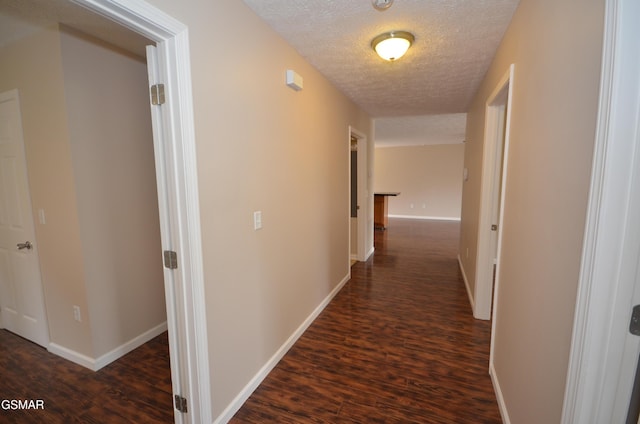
458 0 605 422
0 27 93 356
59 28 166 358
144 0 371 417
0 26 166 361
374 144 465 219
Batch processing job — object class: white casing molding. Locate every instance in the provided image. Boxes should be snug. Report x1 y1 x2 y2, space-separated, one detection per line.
350 126 371 263
475 64 514 322
562 0 640 422
70 1 212 422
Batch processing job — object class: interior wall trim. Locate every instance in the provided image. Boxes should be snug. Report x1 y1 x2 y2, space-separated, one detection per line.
458 255 475 312
490 361 512 424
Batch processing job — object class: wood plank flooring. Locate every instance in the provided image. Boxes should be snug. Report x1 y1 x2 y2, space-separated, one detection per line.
231 218 502 423
1 219 501 423
0 331 173 423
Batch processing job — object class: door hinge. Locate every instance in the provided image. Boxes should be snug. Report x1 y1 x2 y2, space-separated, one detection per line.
174 395 188 413
164 250 178 269
150 83 165 105
630 305 640 336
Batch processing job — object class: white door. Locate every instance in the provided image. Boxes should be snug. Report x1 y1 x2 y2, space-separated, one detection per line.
146 44 187 423
0 89 49 347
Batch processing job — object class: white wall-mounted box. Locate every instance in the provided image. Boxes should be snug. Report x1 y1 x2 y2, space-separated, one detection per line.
286 70 303 91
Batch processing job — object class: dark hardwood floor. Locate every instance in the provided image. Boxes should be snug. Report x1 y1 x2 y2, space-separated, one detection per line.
1 219 501 423
0 330 173 423
231 218 502 423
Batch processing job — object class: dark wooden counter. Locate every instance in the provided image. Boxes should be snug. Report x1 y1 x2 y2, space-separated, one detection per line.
374 192 400 230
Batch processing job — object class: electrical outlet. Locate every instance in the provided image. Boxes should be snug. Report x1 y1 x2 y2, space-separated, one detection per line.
73 305 82 322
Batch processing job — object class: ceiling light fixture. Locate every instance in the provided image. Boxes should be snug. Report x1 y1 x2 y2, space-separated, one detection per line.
372 0 394 11
371 31 415 61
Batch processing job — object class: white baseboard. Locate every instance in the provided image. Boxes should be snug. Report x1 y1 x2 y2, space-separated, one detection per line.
48 321 168 371
356 246 375 262
457 255 475 313
364 246 375 261
213 273 352 424
48 342 97 370
490 361 511 424
94 322 168 370
388 214 461 221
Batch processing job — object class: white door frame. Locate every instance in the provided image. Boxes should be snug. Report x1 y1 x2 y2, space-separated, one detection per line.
562 0 640 422
474 65 514 321
71 0 211 422
349 126 371 262
348 131 358 262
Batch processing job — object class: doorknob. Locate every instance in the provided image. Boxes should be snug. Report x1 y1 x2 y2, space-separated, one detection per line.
17 241 32 250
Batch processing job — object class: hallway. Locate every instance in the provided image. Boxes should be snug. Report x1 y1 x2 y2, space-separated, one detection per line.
231 218 501 423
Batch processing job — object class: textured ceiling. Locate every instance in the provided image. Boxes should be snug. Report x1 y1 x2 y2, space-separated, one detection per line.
242 0 520 118
375 113 467 147
0 0 519 147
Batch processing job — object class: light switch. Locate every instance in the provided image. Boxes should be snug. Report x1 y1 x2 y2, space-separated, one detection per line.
253 211 262 230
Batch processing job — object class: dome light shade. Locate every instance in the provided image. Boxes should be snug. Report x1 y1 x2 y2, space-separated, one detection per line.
371 31 415 61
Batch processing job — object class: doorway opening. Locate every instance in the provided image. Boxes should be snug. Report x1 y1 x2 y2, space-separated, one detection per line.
350 135 358 266
72 3 211 418
0 26 173 418
0 0 211 422
474 64 514 323
349 127 372 264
